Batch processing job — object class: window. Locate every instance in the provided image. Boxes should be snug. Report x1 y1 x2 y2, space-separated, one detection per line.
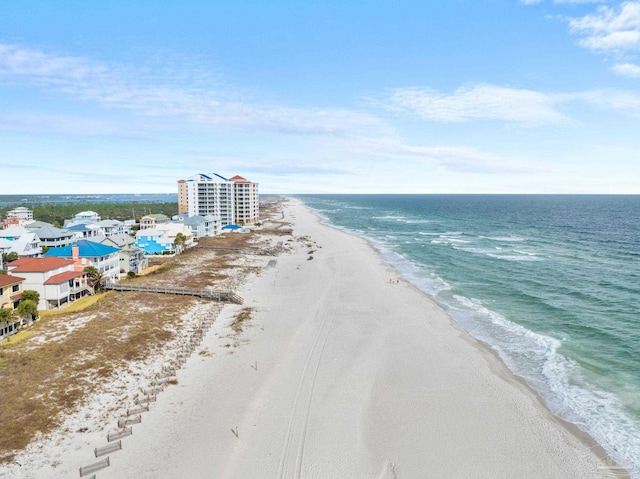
12 284 19 293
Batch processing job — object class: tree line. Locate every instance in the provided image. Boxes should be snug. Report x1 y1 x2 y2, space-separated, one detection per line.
0 202 179 228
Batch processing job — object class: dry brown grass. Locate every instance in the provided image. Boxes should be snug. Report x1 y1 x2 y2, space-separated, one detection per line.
0 202 289 464
229 307 254 334
0 292 197 463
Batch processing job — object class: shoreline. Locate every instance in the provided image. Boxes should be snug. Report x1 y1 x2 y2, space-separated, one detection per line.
305 197 629 477
1 197 628 478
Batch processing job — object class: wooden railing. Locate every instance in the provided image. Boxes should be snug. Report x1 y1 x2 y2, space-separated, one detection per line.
194 245 279 256
103 284 243 304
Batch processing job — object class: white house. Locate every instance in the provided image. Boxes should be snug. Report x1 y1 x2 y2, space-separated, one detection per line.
6 257 91 310
43 240 121 283
135 223 193 255
6 207 33 221
100 233 148 274
75 210 101 222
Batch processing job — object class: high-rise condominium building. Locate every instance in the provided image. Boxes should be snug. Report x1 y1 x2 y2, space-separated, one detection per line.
177 173 259 226
229 175 260 225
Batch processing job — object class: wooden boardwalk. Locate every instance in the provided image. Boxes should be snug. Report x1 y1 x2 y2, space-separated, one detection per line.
103 284 243 304
195 245 280 256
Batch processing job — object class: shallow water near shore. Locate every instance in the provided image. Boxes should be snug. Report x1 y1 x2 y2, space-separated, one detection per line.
297 194 640 476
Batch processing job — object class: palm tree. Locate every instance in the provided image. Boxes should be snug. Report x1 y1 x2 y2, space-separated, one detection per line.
16 300 38 325
84 266 105 292
173 232 187 253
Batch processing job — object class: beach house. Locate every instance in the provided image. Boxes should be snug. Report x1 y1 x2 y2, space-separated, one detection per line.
97 219 126 237
6 257 91 310
74 210 101 222
43 240 121 283
0 228 42 258
100 233 148 274
0 273 26 340
172 213 221 238
135 223 193 255
3 207 34 229
25 222 75 249
66 222 104 240
0 273 25 311
139 214 170 230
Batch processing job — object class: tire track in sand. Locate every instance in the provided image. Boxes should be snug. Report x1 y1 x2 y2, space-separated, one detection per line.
276 263 338 479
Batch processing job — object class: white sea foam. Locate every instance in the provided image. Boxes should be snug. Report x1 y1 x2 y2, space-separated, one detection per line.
442 294 640 476
372 215 407 220
302 195 640 477
485 253 542 262
513 249 538 256
441 237 471 244
480 235 527 242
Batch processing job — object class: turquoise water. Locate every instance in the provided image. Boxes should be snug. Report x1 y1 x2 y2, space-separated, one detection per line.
297 194 640 476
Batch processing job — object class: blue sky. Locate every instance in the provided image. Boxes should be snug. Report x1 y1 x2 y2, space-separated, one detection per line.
1 0 640 194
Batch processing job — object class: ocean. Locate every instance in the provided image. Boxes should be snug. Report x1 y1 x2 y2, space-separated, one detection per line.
296 194 640 476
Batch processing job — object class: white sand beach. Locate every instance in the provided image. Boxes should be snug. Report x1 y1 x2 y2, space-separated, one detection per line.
2 198 623 478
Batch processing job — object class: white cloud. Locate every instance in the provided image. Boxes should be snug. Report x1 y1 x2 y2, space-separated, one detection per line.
383 84 568 126
577 88 640 114
0 42 389 138
0 44 99 84
333 136 538 174
569 1 640 52
611 61 640 75
0 112 136 136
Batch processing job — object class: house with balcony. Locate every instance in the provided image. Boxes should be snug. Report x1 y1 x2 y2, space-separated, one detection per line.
25 223 75 249
6 232 42 258
100 233 148 274
172 213 221 239
0 273 25 311
0 273 26 340
6 206 33 221
43 240 121 283
66 222 104 240
135 223 193 255
97 219 125 237
0 229 43 259
0 238 13 258
3 207 34 229
75 210 101 222
139 214 170 230
0 226 28 241
7 257 91 310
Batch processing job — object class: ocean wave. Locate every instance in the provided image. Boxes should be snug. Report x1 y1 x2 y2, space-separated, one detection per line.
445 295 640 475
372 215 407 220
481 235 527 242
513 249 538 256
485 253 542 262
449 245 542 262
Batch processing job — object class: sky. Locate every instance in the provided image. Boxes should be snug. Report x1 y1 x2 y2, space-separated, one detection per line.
1 0 640 194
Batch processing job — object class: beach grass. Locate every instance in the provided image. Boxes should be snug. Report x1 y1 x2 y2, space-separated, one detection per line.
0 202 287 465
